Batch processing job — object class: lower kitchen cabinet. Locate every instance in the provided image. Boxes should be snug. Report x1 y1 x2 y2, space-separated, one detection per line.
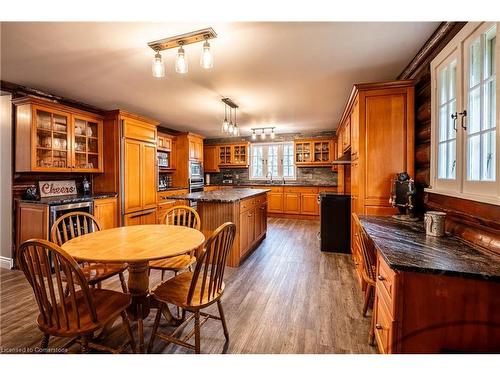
123 209 157 226
93 197 117 230
301 193 319 215
15 202 49 259
239 208 256 257
283 192 301 214
268 192 284 213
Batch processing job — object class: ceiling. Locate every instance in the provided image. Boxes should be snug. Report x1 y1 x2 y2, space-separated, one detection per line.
0 22 438 138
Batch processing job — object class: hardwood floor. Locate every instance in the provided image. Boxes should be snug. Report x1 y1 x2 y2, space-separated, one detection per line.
0 218 376 354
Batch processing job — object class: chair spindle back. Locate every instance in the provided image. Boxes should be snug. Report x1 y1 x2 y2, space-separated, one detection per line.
50 211 102 247
18 239 97 331
162 205 201 231
187 222 236 305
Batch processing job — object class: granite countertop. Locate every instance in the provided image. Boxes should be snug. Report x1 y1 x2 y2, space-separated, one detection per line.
207 182 338 187
158 186 187 192
18 193 117 205
172 188 271 203
359 215 500 281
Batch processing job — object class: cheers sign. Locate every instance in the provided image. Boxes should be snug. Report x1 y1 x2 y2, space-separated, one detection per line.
39 180 77 198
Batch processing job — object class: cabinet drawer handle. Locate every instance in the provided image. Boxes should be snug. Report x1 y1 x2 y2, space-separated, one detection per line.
377 275 385 281
375 324 382 330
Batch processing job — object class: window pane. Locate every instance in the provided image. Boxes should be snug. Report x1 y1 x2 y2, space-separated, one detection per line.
439 105 448 142
482 130 496 181
467 134 481 181
447 140 456 179
449 60 457 100
439 67 448 104
448 99 457 140
468 86 481 134
268 145 279 177
484 79 496 130
470 39 481 87
485 32 496 78
251 146 264 178
438 142 447 179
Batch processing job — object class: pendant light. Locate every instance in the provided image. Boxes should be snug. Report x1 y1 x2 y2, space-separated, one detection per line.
175 42 188 74
222 103 229 132
252 129 257 140
233 108 239 136
151 51 165 78
270 128 276 139
260 130 266 140
228 107 235 134
200 36 214 69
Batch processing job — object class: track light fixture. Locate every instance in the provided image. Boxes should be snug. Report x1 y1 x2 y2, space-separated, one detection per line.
250 127 276 141
148 27 216 76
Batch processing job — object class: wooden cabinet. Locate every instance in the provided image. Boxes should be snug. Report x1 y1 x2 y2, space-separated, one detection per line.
301 193 319 215
14 97 104 173
268 192 284 213
171 133 205 188
157 189 189 223
238 195 267 258
123 129 157 215
341 81 415 265
157 134 172 151
188 135 204 161
16 202 49 258
283 192 301 214
294 138 334 167
214 142 250 168
203 145 220 172
93 197 118 230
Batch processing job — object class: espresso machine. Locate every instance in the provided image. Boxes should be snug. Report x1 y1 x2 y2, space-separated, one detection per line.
389 172 418 221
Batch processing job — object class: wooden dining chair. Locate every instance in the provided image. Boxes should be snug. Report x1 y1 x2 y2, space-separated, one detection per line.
50 212 128 293
353 214 377 345
147 222 236 354
18 239 136 353
149 205 201 280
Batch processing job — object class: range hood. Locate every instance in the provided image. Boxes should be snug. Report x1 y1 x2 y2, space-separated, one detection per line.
331 152 352 165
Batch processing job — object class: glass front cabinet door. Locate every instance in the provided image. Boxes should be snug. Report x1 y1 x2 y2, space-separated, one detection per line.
14 97 104 173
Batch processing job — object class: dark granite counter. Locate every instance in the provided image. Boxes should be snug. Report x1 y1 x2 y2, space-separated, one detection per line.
206 182 337 188
359 215 500 281
172 188 270 203
18 193 117 206
158 186 187 192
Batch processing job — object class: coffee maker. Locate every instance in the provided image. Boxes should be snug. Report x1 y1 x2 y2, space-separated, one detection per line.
389 172 418 221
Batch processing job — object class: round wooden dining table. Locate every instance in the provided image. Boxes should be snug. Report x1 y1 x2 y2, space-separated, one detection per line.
61 224 205 352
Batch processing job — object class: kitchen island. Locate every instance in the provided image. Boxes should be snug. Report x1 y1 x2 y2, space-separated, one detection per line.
172 188 270 267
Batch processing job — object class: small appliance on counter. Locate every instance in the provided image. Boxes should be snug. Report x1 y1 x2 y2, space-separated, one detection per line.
205 173 210 185
389 172 418 222
319 192 351 253
82 176 91 196
222 173 233 184
158 174 172 191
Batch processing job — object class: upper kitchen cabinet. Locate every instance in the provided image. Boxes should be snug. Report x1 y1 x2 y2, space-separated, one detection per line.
186 134 204 161
217 142 250 168
13 97 103 173
294 137 334 167
203 145 220 173
172 132 205 187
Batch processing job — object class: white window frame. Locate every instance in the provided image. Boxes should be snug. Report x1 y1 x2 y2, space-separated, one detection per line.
428 22 500 205
249 142 296 180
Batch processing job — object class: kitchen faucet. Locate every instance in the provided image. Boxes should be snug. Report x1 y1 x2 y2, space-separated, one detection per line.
266 171 273 184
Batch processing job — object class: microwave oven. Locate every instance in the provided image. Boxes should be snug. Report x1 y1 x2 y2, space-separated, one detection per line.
157 151 169 168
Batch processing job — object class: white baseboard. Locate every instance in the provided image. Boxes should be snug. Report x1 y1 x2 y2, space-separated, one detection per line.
0 256 13 270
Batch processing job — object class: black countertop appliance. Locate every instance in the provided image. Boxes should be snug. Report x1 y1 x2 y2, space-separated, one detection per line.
319 192 351 253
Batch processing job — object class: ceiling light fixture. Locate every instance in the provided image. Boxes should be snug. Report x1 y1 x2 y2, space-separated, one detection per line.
148 27 217 77
200 36 214 69
175 42 188 74
151 51 165 78
250 127 277 141
221 98 240 137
